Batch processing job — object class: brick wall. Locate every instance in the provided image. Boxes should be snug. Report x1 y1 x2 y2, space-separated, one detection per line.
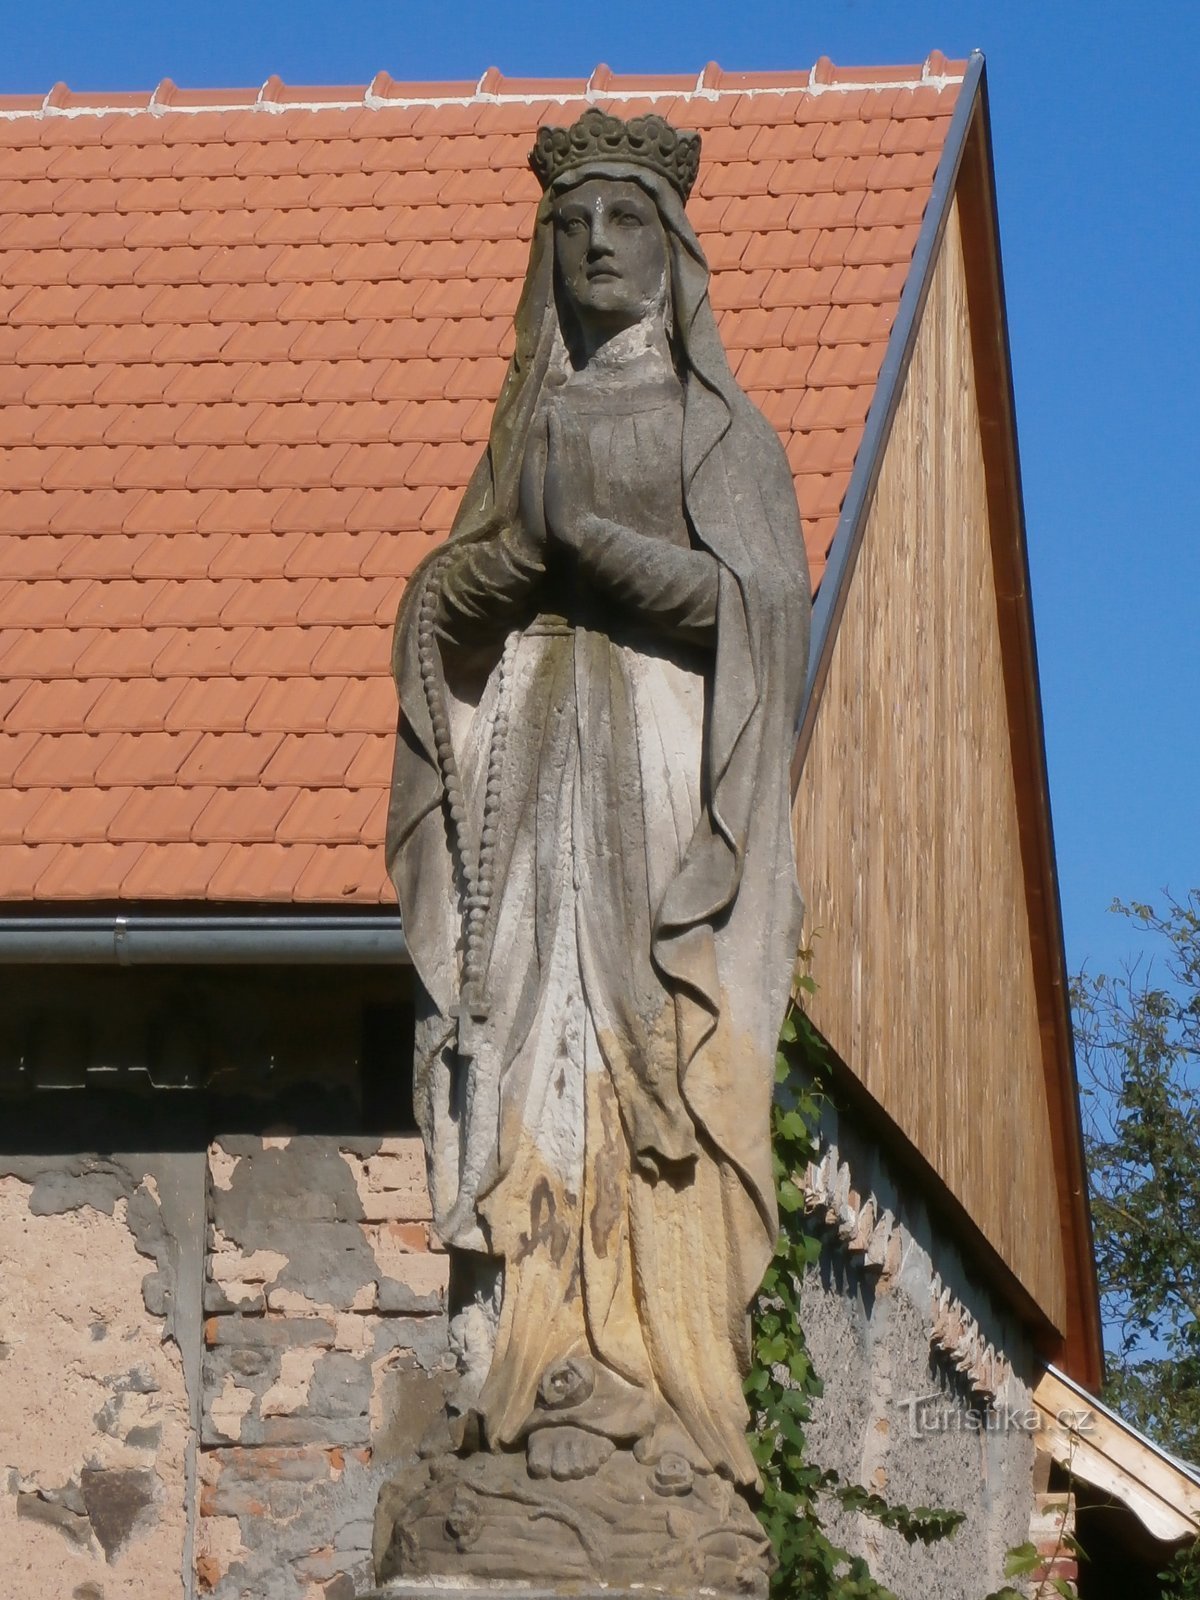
197 1135 448 1600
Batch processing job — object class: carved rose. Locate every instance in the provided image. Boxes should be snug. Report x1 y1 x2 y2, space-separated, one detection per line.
652 1451 694 1497
537 1355 595 1412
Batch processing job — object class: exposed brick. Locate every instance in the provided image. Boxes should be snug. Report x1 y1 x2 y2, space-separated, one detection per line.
205 1315 337 1349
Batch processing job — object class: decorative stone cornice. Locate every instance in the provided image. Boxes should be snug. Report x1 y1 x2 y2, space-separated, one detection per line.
802 1144 903 1281
929 1276 1012 1403
802 1143 1013 1404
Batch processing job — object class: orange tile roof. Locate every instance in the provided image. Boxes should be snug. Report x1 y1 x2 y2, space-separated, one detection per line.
0 57 966 905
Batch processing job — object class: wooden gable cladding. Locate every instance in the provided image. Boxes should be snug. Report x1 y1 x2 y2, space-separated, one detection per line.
792 194 1068 1335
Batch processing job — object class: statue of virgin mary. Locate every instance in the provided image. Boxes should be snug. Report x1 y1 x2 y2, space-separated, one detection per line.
379 107 811 1591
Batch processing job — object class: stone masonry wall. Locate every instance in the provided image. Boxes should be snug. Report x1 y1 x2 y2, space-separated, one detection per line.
794 1087 1039 1600
198 1135 449 1600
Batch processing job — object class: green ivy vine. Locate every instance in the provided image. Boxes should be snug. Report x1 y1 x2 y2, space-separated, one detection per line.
748 1000 966 1599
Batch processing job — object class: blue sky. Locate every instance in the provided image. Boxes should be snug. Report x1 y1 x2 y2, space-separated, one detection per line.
5 0 1197 981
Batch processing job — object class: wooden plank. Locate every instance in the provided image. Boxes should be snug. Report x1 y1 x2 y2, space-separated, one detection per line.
1034 1369 1200 1545
953 96 1101 1386
792 193 1068 1331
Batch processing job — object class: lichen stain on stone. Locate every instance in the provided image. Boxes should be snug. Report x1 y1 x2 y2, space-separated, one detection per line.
515 1176 572 1267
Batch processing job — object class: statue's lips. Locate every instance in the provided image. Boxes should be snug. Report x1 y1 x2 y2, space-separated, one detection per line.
585 267 621 281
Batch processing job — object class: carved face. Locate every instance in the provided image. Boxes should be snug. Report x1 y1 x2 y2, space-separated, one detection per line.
553 178 668 334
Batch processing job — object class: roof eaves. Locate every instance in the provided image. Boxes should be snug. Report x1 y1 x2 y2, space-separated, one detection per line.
1036 1365 1200 1544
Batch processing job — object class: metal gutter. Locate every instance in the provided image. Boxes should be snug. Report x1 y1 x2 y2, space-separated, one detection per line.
0 913 408 965
793 48 986 773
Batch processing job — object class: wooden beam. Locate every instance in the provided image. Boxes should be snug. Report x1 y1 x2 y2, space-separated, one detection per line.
1035 1368 1200 1545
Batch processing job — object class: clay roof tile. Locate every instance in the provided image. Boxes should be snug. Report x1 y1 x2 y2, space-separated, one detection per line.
0 62 964 902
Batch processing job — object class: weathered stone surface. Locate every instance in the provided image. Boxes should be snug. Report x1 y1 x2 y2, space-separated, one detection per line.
362 1587 739 1600
197 1443 383 1597
16 1483 92 1546
206 1315 339 1348
375 1450 772 1596
379 109 811 1594
206 1137 445 1324
80 1465 158 1560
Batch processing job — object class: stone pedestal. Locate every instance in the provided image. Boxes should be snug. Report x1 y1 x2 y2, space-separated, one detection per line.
370 1451 771 1598
361 1587 753 1600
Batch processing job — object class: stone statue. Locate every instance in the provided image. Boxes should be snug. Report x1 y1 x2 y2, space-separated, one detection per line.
376 109 811 1597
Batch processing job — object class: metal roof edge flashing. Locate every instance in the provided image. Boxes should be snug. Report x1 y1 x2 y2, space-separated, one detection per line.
792 48 986 778
0 912 409 965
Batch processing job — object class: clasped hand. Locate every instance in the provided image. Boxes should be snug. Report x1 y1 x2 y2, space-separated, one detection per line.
541 402 601 553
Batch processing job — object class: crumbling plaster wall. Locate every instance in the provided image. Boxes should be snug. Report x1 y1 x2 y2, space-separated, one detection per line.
0 1156 198 1599
3 1094 1040 1600
0 1132 447 1600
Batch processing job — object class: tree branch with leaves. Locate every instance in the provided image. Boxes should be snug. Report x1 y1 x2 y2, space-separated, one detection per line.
1073 890 1200 1466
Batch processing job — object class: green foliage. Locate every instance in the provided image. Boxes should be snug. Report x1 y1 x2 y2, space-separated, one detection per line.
1162 1539 1200 1600
1073 891 1200 1466
986 1534 1080 1600
1000 1541 1042 1580
749 1002 965 1599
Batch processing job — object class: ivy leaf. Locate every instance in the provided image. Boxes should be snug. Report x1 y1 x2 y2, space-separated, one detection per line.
777 1109 810 1143
1002 1542 1041 1579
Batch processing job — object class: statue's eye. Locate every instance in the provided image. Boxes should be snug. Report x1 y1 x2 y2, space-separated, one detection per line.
561 216 587 237
614 211 643 228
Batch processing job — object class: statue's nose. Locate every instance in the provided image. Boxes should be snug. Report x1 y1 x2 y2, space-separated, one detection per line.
588 217 616 256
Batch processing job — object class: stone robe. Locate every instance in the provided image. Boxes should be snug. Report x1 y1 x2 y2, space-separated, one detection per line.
386 162 811 1487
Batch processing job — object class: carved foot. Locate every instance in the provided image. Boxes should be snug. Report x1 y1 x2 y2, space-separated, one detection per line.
527 1423 616 1480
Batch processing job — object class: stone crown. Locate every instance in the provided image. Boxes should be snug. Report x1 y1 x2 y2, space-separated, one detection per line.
529 108 701 203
